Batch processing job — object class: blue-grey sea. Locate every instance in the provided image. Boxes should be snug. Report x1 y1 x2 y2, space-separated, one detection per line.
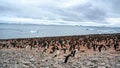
0 23 120 39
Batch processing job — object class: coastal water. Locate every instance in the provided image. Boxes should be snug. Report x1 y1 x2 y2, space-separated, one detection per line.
0 23 120 39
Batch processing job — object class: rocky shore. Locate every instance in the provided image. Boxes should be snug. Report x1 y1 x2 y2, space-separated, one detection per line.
0 33 120 68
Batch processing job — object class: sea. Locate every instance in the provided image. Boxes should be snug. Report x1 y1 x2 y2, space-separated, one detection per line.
0 23 120 39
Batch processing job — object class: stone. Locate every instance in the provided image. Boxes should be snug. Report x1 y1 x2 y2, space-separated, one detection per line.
100 62 106 66
98 66 106 68
116 64 120 68
30 59 36 63
23 61 31 66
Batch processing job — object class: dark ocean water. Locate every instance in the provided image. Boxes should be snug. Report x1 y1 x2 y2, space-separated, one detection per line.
0 23 120 39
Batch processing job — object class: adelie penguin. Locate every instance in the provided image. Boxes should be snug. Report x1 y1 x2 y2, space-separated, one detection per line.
98 45 103 52
114 42 119 50
71 49 77 57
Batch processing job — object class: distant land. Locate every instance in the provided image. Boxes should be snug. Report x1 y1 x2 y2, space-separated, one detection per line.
0 22 120 28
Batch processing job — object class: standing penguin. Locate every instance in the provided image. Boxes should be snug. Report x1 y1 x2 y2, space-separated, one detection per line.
98 45 103 52
71 49 77 57
114 42 119 50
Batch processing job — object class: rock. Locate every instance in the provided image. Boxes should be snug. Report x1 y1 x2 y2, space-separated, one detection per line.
0 64 2 67
83 61 96 67
100 62 106 66
23 61 31 66
29 64 35 68
3 60 9 63
37 61 41 64
45 66 50 68
86 62 92 66
107 56 112 59
98 66 106 68
116 64 120 68
58 59 63 64
71 66 79 68
22 65 29 68
29 58 36 63
90 58 98 63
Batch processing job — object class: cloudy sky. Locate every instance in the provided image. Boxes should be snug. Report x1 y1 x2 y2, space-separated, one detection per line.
0 0 120 27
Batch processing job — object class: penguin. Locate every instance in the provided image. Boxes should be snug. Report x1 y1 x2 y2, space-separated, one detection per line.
71 49 77 57
114 43 119 50
98 45 103 52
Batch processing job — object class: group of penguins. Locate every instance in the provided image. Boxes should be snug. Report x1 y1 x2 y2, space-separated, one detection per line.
63 43 120 63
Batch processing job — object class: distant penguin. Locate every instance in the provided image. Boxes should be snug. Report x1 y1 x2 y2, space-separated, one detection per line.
42 48 47 54
71 49 77 57
54 50 60 58
92 44 96 51
103 46 107 50
62 47 67 54
64 54 72 63
42 45 48 54
98 45 103 52
114 43 119 50
106 44 111 48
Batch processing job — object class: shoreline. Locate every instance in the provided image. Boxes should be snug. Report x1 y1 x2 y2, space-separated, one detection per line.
0 33 120 40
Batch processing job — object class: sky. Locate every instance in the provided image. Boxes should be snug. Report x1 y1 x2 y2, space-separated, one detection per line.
0 0 120 27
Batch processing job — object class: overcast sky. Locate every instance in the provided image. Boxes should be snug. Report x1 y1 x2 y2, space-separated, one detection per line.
0 0 120 27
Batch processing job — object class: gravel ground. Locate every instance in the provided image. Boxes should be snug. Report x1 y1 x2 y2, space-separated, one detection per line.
0 48 120 68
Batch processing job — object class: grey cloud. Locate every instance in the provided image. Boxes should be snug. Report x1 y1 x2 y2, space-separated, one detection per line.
84 7 107 22
108 0 120 16
0 5 10 12
48 3 107 23
52 0 119 24
0 0 120 26
91 0 120 17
